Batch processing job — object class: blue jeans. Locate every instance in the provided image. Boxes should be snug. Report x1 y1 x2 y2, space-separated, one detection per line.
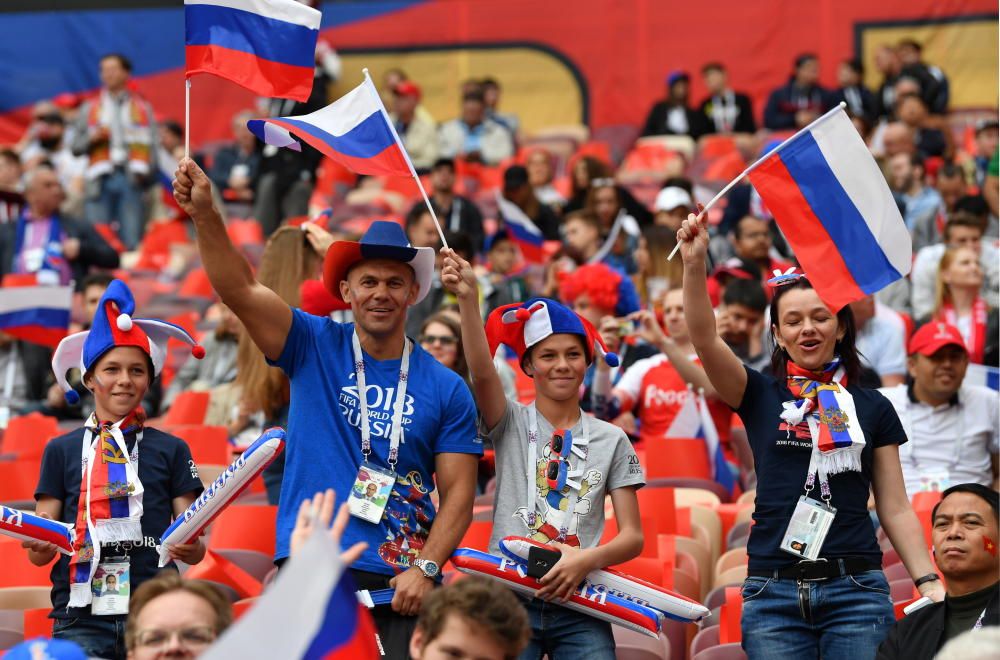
52 615 126 660
740 570 895 660
518 596 615 660
85 169 146 250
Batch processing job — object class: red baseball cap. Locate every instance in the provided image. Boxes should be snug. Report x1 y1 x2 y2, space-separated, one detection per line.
907 322 967 356
393 81 421 101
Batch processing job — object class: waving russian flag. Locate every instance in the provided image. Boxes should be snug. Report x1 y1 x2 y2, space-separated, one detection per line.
746 105 910 312
248 71 413 178
201 517 379 660
666 385 735 495
185 0 321 102
496 193 545 263
0 282 71 348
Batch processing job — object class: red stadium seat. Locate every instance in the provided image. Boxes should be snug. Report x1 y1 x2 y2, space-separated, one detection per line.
22 608 52 639
719 586 743 644
177 268 215 299
643 438 712 480
232 597 258 620
2 413 60 460
163 391 210 426
164 425 230 467
0 459 42 506
0 541 53 588
691 624 721 657
692 643 748 660
636 486 678 535
458 520 492 552
207 504 277 557
226 219 265 248
183 549 262 600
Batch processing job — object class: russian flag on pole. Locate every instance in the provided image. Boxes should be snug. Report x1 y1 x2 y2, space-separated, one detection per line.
185 0 321 102
746 105 911 311
0 284 72 348
248 71 413 178
496 193 545 263
666 386 735 495
200 520 379 660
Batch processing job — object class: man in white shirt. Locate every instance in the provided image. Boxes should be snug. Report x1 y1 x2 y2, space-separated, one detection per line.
880 322 999 500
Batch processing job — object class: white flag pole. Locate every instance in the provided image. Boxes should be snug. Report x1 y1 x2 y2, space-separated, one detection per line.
184 78 192 159
667 102 847 261
363 68 449 250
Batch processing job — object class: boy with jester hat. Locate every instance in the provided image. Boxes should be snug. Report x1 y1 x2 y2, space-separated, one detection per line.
441 249 645 659
24 279 207 660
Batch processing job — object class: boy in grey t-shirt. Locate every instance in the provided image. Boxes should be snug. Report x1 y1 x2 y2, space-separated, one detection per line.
442 249 644 660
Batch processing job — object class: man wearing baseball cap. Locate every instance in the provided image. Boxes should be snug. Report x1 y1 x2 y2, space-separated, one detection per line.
172 158 480 658
653 185 693 231
390 81 438 171
879 322 998 500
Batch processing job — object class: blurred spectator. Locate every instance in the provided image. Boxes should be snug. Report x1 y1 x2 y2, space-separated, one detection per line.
409 576 531 660
874 44 904 119
896 38 950 115
918 163 970 249
563 156 652 225
634 224 682 304
0 332 54 420
715 215 793 291
895 93 948 159
718 278 768 370
880 122 917 159
163 303 241 410
876 483 999 660
880 326 998 500
253 62 330 236
925 247 998 366
763 53 828 130
850 295 907 387
985 151 1000 221
17 101 87 208
390 81 438 172
406 204 444 249
912 206 999 319
525 148 565 207
831 59 878 126
479 230 530 316
592 289 729 446
418 312 469 384
501 164 560 240
652 185 693 231
0 164 119 286
72 53 156 250
380 67 408 108
561 209 603 264
0 148 24 223
584 178 641 273
641 71 706 139
697 62 756 135
426 158 484 253
158 120 184 164
480 76 520 136
5 639 86 660
888 153 943 235
438 89 514 165
970 120 999 189
125 573 232 660
208 110 260 204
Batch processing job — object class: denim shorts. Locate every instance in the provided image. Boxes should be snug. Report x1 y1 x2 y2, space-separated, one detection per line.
740 570 895 660
517 596 616 660
52 615 127 660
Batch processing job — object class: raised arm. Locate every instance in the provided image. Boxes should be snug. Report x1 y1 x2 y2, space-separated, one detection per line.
173 158 291 361
440 248 507 430
677 213 747 408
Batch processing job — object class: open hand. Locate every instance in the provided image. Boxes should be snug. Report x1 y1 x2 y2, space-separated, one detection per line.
172 157 216 219
440 248 478 301
289 489 368 566
536 543 595 603
628 309 668 347
302 222 335 257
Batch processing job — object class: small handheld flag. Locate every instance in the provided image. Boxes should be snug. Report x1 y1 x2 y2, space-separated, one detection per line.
184 0 322 102
0 283 71 348
496 193 545 264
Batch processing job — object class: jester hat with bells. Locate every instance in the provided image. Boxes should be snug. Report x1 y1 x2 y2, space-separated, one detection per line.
485 298 619 372
52 279 205 403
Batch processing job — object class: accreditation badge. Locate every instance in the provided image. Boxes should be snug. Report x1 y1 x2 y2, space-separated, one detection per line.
780 496 837 561
348 464 395 524
91 557 130 616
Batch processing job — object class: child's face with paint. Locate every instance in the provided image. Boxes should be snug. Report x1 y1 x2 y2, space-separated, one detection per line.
85 346 151 420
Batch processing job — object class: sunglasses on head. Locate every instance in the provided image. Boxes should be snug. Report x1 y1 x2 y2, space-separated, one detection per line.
546 428 573 490
419 334 457 346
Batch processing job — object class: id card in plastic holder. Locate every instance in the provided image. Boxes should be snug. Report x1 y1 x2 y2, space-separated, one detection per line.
780 496 837 561
348 464 396 524
91 557 130 616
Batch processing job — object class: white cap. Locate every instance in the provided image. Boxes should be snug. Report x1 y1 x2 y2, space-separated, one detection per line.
654 186 693 212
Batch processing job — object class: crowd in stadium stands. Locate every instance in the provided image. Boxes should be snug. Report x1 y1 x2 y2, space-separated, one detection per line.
0 35 996 660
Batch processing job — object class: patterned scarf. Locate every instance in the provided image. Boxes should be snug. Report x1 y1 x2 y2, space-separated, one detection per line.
780 358 866 477
938 299 987 364
68 409 145 608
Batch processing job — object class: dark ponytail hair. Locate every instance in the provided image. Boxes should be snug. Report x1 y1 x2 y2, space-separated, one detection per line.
768 277 862 383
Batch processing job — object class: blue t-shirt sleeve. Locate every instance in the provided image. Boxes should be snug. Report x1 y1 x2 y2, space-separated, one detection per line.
267 308 324 377
35 437 67 501
434 376 483 456
870 390 908 449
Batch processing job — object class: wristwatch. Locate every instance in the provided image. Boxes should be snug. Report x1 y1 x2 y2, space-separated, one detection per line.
914 573 941 587
413 558 440 580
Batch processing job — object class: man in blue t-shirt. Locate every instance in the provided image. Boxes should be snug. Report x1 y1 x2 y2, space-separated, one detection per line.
173 159 481 658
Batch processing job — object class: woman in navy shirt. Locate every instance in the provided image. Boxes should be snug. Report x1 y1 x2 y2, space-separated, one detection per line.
675 213 944 659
